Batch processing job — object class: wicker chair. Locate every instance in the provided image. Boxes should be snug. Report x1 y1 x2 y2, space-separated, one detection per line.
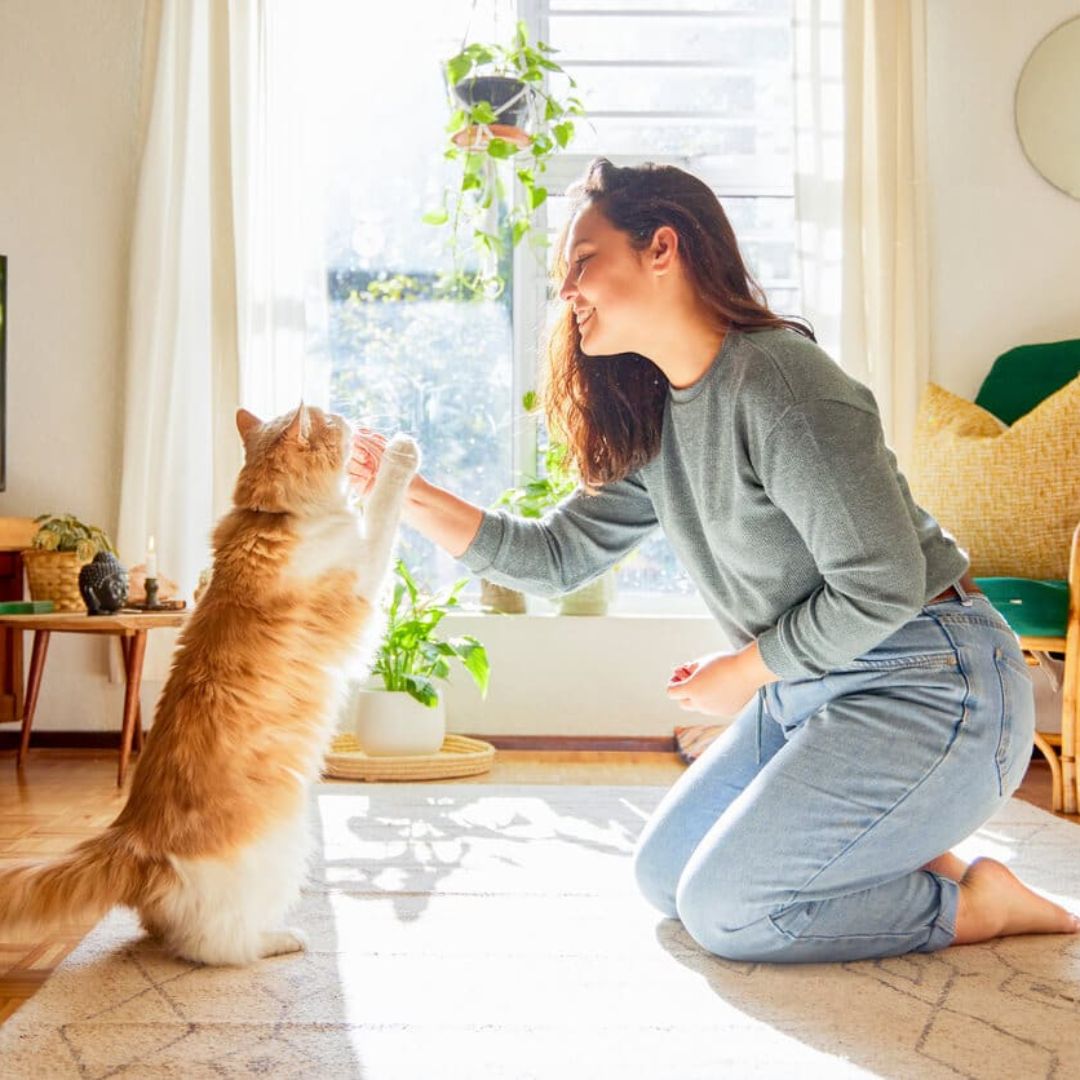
969 340 1080 813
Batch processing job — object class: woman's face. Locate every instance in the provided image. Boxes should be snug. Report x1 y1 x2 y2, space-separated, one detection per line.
558 204 658 357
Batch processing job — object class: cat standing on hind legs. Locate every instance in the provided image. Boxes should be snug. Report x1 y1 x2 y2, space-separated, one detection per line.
0 405 419 965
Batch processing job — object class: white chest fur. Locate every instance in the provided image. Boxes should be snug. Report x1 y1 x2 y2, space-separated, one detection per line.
288 508 367 583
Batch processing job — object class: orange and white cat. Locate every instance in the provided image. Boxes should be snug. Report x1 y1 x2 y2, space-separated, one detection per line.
0 405 418 964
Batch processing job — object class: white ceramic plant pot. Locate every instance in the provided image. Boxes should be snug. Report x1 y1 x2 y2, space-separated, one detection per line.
347 681 446 757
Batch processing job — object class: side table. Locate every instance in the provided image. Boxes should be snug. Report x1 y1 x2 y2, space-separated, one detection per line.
0 610 188 786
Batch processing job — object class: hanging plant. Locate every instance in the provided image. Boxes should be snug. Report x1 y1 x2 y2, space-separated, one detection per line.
424 19 586 300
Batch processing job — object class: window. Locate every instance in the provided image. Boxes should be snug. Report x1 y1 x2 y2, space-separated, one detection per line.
534 0 798 610
314 1 797 606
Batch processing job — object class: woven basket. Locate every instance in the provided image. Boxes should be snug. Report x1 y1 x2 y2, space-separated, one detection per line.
323 732 496 782
23 549 90 613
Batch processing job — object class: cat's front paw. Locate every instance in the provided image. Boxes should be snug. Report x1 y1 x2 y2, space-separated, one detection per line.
383 434 420 475
259 928 308 958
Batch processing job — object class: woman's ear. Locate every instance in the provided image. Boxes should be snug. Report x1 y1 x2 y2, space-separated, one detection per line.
650 225 679 274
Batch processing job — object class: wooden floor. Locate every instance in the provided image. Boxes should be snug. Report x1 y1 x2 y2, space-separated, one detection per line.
0 749 1073 1028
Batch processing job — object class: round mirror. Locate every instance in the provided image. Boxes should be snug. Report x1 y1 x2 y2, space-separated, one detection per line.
1015 15 1080 199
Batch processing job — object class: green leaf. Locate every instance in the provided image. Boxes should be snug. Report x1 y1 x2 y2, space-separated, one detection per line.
528 185 548 209
470 101 497 125
446 55 472 86
486 138 515 160
422 208 449 226
453 638 491 697
522 390 538 412
553 122 574 148
401 675 440 708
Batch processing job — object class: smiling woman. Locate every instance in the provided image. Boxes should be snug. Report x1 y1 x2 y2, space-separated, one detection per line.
545 159 812 490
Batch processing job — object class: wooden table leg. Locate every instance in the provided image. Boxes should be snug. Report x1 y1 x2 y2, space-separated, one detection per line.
120 636 144 753
17 630 51 769
117 630 147 787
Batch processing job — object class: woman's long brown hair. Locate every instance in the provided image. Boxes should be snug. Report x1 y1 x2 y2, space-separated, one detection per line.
544 158 815 488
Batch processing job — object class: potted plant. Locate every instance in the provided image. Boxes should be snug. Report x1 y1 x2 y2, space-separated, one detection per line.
24 513 116 613
484 393 617 616
345 559 490 756
424 19 586 300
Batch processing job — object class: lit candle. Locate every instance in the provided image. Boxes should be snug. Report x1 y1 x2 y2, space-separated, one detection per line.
146 535 158 580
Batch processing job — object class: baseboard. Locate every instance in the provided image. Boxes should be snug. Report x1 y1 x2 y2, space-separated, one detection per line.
467 734 677 752
0 730 678 754
0 730 127 750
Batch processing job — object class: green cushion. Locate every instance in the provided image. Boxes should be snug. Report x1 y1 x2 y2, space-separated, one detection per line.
974 339 1080 425
974 577 1069 638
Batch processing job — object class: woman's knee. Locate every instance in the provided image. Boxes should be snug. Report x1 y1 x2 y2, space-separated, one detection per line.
632 830 680 918
675 867 790 962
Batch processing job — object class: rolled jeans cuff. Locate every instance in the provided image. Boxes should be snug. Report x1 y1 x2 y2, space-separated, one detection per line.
918 871 959 953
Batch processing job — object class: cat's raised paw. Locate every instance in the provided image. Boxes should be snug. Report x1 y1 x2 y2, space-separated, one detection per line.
383 434 420 473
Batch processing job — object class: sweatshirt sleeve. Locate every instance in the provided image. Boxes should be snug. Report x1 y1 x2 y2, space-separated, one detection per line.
459 470 660 596
753 398 927 678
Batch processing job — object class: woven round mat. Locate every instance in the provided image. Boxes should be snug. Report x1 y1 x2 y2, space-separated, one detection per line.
323 732 496 782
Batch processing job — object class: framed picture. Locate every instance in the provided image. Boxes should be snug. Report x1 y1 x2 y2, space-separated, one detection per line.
0 254 6 491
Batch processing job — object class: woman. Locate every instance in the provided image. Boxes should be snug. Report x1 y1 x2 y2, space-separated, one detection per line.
351 158 1078 963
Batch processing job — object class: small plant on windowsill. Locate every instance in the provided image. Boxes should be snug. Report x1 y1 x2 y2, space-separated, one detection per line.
423 19 586 301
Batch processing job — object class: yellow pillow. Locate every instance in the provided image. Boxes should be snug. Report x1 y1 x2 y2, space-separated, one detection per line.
908 378 1080 579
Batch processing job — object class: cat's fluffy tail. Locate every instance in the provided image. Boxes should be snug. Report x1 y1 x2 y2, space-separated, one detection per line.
0 829 167 939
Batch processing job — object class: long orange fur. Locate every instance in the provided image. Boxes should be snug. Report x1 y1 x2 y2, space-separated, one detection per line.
0 405 415 963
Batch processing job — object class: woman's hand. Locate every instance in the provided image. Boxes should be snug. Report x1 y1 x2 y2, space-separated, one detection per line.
348 429 388 496
666 642 779 717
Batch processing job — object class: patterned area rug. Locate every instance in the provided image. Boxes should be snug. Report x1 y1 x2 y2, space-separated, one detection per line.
1 785 1078 1079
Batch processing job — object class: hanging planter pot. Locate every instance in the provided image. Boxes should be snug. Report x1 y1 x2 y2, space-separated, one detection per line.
428 21 587 299
452 75 528 130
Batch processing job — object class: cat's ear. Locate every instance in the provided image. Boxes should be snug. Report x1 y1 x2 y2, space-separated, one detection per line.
236 409 262 439
284 403 311 448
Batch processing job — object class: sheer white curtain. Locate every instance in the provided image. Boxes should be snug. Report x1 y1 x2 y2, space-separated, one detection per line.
794 0 931 472
117 0 327 607
229 1 330 420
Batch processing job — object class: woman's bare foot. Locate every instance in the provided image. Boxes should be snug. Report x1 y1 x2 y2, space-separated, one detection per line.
921 852 968 881
953 857 1080 945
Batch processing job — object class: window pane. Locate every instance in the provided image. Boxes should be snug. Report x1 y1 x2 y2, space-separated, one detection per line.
313 1 514 591
550 14 791 64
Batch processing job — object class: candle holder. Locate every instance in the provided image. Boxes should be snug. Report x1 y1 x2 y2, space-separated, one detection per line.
144 576 161 610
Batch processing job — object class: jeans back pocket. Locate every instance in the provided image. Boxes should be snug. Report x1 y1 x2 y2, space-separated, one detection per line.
992 645 1035 797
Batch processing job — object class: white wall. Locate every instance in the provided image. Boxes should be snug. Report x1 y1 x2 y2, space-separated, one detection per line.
925 1 1080 396
0 0 147 731
0 2 1075 737
442 612 726 738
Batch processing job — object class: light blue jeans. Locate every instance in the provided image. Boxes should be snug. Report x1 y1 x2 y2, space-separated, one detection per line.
634 586 1036 963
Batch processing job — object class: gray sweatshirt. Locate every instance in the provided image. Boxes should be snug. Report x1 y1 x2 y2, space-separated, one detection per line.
460 328 968 679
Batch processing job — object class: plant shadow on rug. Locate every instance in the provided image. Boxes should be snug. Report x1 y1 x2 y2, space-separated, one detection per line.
1 786 1078 1079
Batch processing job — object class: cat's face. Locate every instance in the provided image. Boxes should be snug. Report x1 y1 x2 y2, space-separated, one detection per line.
233 405 352 515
